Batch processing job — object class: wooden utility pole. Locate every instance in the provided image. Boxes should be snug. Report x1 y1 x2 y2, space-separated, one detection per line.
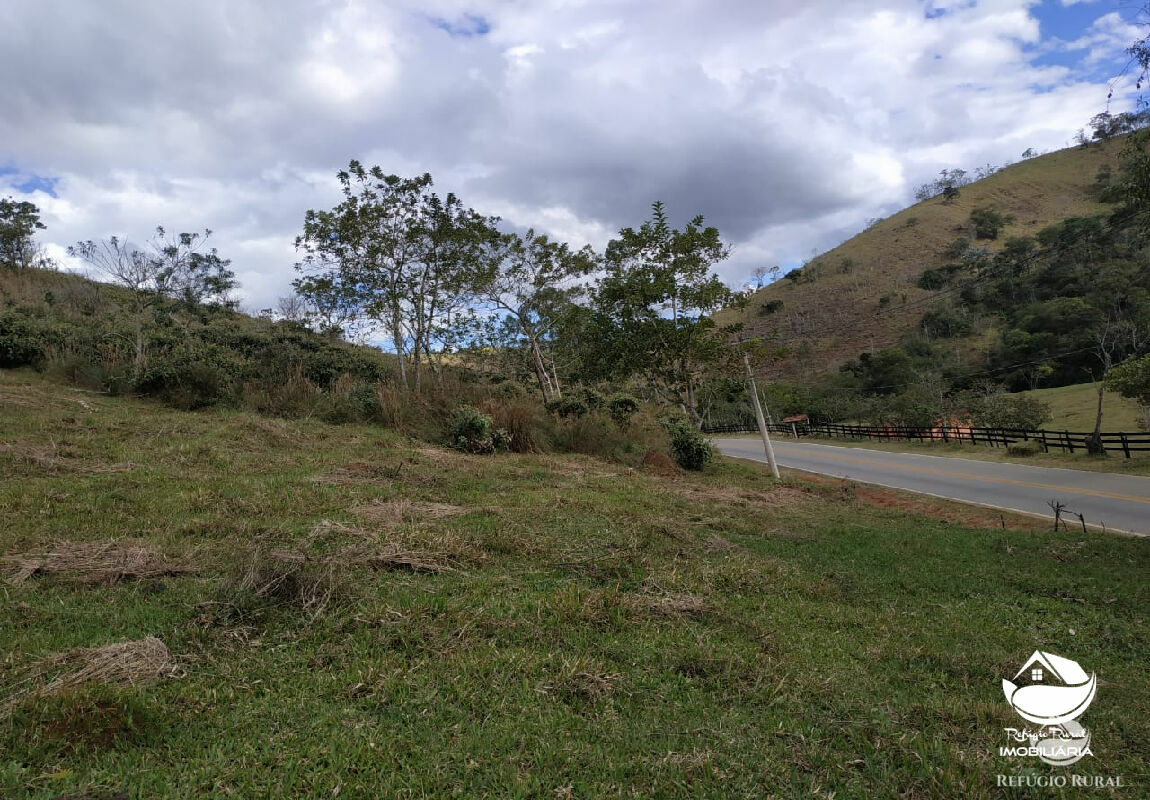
742 351 780 479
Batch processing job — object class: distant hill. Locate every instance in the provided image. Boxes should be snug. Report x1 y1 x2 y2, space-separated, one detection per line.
724 139 1126 382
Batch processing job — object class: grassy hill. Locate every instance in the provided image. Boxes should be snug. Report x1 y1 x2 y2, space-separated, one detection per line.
1 370 1148 798
726 140 1125 381
1021 381 1146 432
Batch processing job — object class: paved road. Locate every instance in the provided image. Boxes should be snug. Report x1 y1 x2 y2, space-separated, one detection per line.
715 437 1150 535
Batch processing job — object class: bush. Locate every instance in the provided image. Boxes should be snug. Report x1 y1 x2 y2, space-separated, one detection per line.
970 392 1051 430
547 396 590 418
920 304 974 339
665 419 714 470
918 269 947 291
943 237 970 259
482 398 550 453
970 207 1014 240
446 405 509 454
136 360 231 410
576 387 605 410
1006 441 1040 457
758 299 784 316
607 393 641 426
0 311 52 368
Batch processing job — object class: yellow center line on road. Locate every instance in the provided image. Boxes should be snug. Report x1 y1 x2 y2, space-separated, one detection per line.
765 443 1150 506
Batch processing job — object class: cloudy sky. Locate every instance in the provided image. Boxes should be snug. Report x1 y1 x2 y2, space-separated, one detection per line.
1 0 1143 309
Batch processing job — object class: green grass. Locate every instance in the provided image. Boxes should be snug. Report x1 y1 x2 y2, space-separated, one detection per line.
1022 382 1146 433
2 370 1148 798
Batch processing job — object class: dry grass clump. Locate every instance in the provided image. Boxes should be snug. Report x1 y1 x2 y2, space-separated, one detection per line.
2 540 194 585
674 484 812 509
539 658 626 705
625 592 710 619
309 518 484 568
0 441 136 476
703 533 741 554
641 449 680 475
230 548 344 621
349 499 468 527
1 637 176 716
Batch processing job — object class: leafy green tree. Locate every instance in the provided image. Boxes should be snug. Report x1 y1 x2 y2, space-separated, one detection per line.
478 229 596 402
840 347 916 396
969 388 1051 430
294 163 499 392
1106 353 1150 428
0 197 47 268
969 207 1013 240
587 202 737 427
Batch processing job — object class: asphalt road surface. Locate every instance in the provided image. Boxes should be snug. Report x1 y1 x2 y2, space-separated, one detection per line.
715 437 1150 536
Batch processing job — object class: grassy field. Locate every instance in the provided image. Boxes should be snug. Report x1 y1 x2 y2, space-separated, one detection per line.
2 370 1148 799
1022 383 1147 433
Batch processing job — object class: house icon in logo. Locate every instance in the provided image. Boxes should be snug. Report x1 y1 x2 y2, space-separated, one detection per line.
1002 651 1097 726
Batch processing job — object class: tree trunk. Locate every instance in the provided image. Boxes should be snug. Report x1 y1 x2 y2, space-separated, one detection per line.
548 351 562 399
1087 381 1106 455
391 306 407 391
528 337 554 402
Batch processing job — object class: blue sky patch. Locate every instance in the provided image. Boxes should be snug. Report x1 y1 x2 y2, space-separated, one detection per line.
0 166 59 197
1028 0 1133 81
430 13 491 38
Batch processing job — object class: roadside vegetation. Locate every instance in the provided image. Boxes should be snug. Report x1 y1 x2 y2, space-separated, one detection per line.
1 371 1147 798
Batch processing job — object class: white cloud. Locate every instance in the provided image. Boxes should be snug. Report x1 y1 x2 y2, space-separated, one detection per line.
0 0 1138 305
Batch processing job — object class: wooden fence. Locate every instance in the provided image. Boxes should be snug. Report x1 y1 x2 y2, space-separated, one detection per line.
702 421 1150 459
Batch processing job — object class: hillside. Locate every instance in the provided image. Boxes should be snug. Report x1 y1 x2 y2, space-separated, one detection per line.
727 139 1125 381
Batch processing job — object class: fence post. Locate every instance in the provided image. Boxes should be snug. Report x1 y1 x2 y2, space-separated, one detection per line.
1121 433 1130 459
1040 430 1048 453
1066 431 1074 454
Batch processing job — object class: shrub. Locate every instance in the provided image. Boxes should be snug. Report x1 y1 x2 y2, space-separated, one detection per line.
136 360 231 410
920 304 974 339
446 405 508 454
607 393 641 426
665 419 714 471
758 299 784 316
0 311 53 368
918 268 947 291
970 207 1014 240
943 237 970 259
482 398 550 453
970 392 1051 430
1006 441 1040 457
575 387 605 410
547 396 590 418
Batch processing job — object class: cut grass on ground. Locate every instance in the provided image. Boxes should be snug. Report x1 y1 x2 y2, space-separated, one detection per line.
2 369 1148 799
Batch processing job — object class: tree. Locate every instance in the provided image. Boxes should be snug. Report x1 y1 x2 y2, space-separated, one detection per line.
588 202 737 427
69 228 238 381
0 197 47 268
294 162 499 392
478 229 596 402
970 207 1013 240
969 386 1051 430
1106 353 1150 429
